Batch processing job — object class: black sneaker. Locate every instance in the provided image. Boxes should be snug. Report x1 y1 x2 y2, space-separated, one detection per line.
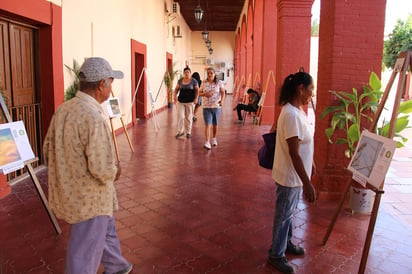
193 116 197 122
267 256 294 273
186 133 191 138
286 241 305 255
175 132 184 138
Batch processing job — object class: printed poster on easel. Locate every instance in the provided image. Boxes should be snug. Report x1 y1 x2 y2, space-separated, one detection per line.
347 130 397 189
105 97 122 118
0 121 35 174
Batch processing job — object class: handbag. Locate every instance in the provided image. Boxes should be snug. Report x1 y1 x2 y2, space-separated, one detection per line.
257 130 276 169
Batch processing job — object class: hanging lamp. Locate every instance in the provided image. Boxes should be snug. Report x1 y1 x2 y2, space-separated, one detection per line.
202 30 209 41
194 1 204 24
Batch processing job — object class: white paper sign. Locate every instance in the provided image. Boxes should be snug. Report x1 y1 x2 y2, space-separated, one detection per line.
0 121 35 174
105 97 122 118
347 130 397 189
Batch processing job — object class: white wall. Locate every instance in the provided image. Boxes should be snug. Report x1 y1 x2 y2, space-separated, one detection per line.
189 31 235 93
61 0 192 128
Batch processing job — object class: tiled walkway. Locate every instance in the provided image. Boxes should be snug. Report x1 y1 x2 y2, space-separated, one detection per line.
0 96 411 273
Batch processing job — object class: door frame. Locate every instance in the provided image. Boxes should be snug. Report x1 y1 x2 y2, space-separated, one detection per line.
130 39 147 124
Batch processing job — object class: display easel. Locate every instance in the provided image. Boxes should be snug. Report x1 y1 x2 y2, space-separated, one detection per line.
0 94 61 235
109 91 134 162
322 51 412 273
149 91 160 131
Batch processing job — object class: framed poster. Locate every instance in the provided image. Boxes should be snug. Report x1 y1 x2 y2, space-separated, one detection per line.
347 130 397 188
0 121 35 174
105 97 122 118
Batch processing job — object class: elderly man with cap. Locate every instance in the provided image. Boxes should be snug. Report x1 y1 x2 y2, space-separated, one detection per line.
43 57 132 274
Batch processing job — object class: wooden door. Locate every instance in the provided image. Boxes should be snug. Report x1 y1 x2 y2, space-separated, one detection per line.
0 19 41 179
9 23 35 106
0 20 11 104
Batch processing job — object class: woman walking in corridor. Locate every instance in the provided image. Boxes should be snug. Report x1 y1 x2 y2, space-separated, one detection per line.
174 67 199 138
199 67 225 150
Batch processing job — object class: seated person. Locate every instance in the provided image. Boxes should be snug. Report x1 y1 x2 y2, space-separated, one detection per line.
234 88 260 121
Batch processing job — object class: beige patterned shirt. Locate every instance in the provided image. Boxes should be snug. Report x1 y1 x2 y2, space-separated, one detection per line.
43 91 118 224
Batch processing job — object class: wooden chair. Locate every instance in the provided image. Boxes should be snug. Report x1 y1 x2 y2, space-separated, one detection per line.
254 91 266 125
242 92 266 125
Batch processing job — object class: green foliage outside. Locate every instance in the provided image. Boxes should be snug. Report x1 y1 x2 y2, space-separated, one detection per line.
64 59 81 101
383 15 412 69
378 100 412 146
311 19 319 36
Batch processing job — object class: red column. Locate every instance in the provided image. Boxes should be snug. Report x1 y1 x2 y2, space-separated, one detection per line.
235 32 241 85
260 0 278 125
240 17 247 84
246 3 254 86
0 175 11 199
39 4 64 137
314 0 386 193
252 0 264 90
274 0 313 123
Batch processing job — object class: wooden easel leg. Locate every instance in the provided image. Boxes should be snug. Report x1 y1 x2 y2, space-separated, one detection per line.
322 177 352 245
26 164 62 235
110 118 120 162
119 116 134 153
358 192 383 274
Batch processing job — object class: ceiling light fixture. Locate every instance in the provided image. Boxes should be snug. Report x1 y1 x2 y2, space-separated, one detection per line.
194 1 204 24
208 48 213 55
202 30 209 41
205 40 211 48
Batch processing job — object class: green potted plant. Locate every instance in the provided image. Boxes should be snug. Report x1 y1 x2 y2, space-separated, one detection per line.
320 72 383 213
64 59 81 101
321 72 412 213
164 65 178 108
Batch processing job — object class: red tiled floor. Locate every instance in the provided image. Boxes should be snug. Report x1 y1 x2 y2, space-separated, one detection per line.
1 96 411 273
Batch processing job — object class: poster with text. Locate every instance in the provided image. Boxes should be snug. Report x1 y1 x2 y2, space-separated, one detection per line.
0 121 35 174
348 130 397 189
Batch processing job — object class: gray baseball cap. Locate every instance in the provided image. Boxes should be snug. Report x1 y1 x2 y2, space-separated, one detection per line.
79 57 124 82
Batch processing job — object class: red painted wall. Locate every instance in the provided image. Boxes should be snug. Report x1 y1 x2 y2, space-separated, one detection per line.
246 2 254 85
252 0 264 91
240 16 247 87
275 0 313 124
260 0 278 125
234 30 241 86
314 0 386 193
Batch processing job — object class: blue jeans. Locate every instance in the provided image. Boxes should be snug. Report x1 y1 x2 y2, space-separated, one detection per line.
203 108 222 125
268 183 302 258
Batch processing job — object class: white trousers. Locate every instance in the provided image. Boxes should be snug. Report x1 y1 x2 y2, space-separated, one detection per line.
177 102 195 134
